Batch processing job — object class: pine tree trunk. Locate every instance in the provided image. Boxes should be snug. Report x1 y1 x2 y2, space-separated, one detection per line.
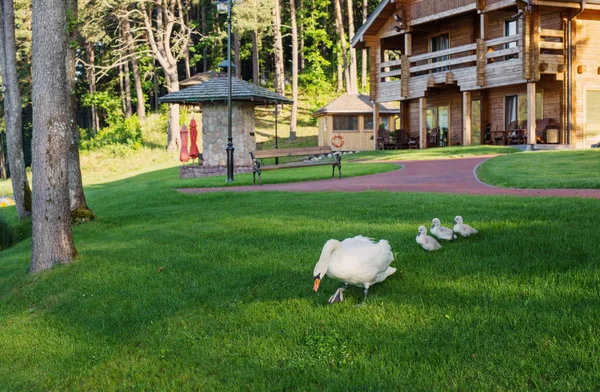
298 0 304 71
0 133 6 180
234 29 241 78
119 57 127 115
272 0 285 96
346 0 358 93
65 0 94 221
252 30 260 85
31 0 77 273
337 47 343 92
334 0 350 93
123 15 146 121
122 49 133 117
165 70 180 152
289 0 298 141
361 0 368 90
86 41 99 134
202 4 207 72
0 0 32 219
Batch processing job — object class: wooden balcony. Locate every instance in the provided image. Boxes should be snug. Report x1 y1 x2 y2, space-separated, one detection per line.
375 29 565 102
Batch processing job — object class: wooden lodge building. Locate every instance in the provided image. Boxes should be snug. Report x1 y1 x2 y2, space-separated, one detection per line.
351 0 600 150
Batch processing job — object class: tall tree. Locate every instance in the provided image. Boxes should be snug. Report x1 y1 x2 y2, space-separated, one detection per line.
122 13 146 121
30 0 77 273
85 40 100 134
361 0 367 90
0 0 31 220
234 0 272 86
288 0 298 141
121 46 133 117
346 0 358 93
233 29 241 78
272 0 284 95
139 0 192 151
66 0 94 220
334 0 350 93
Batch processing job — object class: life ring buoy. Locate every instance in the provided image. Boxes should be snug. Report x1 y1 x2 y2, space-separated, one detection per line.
331 134 344 148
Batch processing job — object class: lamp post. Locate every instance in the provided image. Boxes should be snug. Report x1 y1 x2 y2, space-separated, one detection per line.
216 0 242 182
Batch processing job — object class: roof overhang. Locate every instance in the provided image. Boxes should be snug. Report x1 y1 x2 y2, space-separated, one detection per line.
352 0 397 50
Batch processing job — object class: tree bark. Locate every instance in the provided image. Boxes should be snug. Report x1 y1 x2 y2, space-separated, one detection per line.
86 40 99 134
289 0 298 141
0 0 32 219
336 46 343 92
139 0 190 151
66 0 94 221
122 48 133 117
251 30 260 85
234 29 241 78
298 0 304 71
201 4 207 72
119 56 127 115
346 0 358 93
30 0 77 273
272 0 285 96
123 15 146 121
0 133 6 180
361 0 368 90
334 0 350 93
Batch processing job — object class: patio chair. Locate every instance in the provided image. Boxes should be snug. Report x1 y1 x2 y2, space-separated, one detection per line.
427 127 440 148
505 120 520 145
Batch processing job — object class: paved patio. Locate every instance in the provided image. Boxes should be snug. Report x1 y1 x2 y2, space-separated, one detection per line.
179 156 600 199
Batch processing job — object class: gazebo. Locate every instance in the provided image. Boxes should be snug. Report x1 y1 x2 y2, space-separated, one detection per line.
159 75 292 178
313 94 399 151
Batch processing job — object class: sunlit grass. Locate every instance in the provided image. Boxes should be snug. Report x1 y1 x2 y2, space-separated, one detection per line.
1 173 599 389
477 149 600 189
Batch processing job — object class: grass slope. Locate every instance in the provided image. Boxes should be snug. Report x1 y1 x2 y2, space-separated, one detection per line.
477 149 600 189
1 159 600 390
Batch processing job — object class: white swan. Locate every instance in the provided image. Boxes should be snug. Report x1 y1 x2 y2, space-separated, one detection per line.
431 218 457 241
453 216 478 237
313 236 396 304
416 225 442 252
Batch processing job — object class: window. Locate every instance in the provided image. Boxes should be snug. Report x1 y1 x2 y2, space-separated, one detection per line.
431 34 449 73
364 116 374 131
505 93 543 129
504 20 518 60
333 116 359 131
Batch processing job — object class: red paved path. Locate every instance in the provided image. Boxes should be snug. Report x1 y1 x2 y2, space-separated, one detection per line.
179 156 600 199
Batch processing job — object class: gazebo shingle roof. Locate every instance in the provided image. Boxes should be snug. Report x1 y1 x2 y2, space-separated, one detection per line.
158 77 293 105
313 93 399 117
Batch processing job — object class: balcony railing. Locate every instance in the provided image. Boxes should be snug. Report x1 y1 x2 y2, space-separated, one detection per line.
376 31 567 101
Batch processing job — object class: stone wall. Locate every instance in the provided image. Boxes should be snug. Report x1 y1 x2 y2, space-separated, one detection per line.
201 101 256 168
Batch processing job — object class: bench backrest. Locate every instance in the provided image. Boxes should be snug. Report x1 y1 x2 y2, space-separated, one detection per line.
252 146 333 159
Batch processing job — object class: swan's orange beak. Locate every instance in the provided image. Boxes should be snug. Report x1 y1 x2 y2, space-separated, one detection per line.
313 278 321 292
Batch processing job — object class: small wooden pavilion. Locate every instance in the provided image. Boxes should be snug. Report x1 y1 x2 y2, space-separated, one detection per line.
313 94 400 151
159 76 292 178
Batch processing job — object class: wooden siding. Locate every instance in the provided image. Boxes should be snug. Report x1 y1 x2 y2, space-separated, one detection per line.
407 0 475 22
574 18 600 147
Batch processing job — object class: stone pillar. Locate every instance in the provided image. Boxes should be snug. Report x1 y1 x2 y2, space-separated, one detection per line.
201 101 256 168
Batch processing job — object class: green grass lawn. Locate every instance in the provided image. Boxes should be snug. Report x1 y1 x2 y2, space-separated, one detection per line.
1 155 600 390
477 149 600 189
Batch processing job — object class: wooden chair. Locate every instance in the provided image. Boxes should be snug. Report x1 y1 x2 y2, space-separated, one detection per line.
427 127 440 148
393 129 409 149
505 120 520 145
408 136 419 149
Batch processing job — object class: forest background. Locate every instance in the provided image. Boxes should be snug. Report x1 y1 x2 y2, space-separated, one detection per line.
0 0 376 177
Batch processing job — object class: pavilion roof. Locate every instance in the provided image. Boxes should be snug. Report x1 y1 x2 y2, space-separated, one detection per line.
313 94 399 117
158 77 293 105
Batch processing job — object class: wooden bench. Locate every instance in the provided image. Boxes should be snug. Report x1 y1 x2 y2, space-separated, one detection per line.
249 146 342 185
